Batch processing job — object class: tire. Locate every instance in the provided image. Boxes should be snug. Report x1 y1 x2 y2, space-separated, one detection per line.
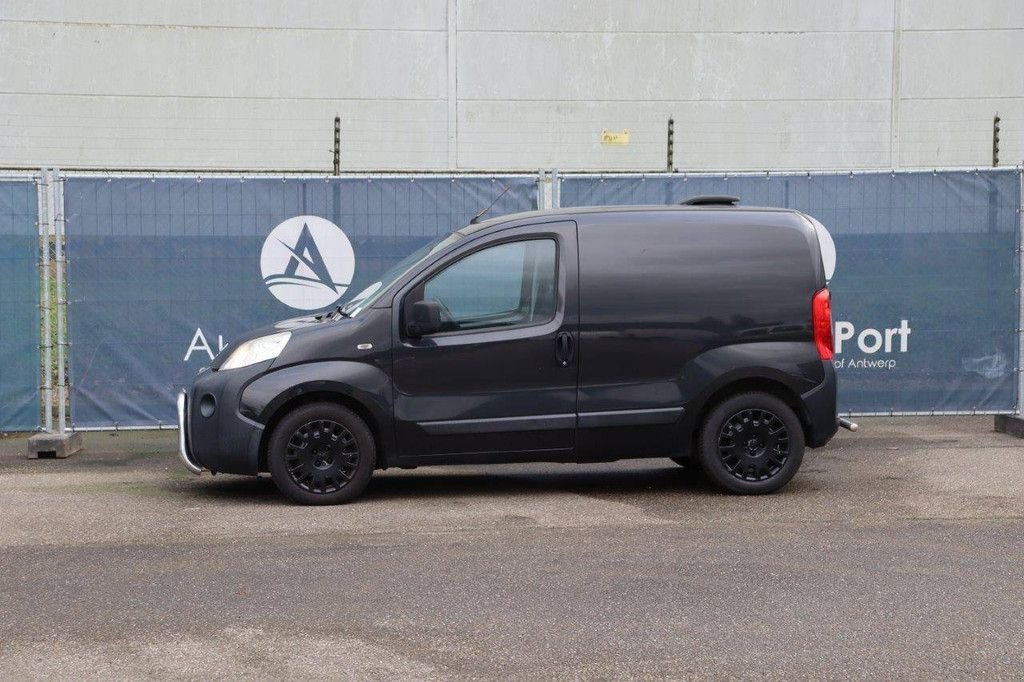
267 402 376 505
695 392 804 495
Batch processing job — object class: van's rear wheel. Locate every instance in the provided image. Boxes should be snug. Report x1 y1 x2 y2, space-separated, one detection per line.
267 402 375 505
696 392 804 494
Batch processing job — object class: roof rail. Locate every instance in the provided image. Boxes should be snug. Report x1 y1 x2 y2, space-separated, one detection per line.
680 195 740 206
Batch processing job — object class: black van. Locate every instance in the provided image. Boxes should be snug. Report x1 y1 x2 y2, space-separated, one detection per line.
177 199 845 505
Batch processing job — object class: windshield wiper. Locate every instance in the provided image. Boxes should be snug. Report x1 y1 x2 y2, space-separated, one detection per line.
318 305 350 321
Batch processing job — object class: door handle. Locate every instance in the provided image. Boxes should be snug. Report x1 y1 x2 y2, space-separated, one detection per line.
555 332 575 367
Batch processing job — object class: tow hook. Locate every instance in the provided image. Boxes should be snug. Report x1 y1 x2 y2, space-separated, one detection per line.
838 417 859 432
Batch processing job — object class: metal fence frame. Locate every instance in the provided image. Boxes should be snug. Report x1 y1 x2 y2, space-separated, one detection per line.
35 172 53 433
58 171 546 431
28 170 71 434
1019 168 1024 419
4 166 1022 432
549 168 1024 418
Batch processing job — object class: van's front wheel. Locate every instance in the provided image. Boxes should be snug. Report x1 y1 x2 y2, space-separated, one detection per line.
267 402 375 505
696 392 804 494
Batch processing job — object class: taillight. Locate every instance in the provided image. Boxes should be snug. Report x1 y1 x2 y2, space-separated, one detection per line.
812 288 833 360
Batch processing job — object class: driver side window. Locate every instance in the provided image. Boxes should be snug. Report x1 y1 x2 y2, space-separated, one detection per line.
421 239 557 333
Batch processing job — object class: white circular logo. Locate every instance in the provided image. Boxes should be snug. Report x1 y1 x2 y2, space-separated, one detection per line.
260 215 355 310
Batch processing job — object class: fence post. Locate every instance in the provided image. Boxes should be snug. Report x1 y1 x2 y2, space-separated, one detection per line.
537 170 552 210
666 118 675 172
26 168 81 458
1019 167 1023 415
333 116 341 174
36 170 52 433
991 115 999 167
52 169 68 433
995 167 1024 436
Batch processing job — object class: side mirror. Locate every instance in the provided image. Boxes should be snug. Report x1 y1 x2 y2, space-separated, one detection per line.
407 299 443 338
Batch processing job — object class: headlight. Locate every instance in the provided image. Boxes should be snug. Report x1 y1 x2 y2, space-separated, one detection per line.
219 332 291 370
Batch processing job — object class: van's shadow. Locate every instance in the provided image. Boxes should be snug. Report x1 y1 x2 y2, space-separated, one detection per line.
177 462 717 505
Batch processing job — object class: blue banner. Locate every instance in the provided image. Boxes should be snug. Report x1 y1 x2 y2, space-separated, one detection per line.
560 170 1022 414
0 180 40 430
65 176 538 427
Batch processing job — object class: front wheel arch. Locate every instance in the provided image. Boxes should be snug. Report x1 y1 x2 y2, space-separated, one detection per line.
258 391 385 473
266 401 376 504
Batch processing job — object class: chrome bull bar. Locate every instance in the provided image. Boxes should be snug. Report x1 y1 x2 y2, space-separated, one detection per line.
176 390 204 474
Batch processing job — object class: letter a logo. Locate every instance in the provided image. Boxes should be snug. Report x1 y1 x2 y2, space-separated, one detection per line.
260 215 355 310
281 223 337 288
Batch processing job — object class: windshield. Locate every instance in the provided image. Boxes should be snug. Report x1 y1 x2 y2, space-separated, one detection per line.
340 231 463 316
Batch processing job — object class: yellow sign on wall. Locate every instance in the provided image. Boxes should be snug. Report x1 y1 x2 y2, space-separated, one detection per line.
601 129 630 145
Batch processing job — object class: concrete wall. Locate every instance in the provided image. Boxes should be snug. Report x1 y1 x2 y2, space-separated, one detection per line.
0 0 1020 171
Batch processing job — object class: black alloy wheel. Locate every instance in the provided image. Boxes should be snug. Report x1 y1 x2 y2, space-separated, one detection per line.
696 392 805 494
268 402 375 505
716 408 790 482
284 419 359 494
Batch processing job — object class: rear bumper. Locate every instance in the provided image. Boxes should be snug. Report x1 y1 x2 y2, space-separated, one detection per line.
800 361 839 448
176 391 204 474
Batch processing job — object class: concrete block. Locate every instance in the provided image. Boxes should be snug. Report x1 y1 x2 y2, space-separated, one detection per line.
27 432 83 459
994 415 1024 439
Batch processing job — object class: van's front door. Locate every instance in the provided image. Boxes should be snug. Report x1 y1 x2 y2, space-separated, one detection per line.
392 221 579 462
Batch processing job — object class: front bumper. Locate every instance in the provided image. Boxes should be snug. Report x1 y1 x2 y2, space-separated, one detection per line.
181 361 271 475
176 391 204 474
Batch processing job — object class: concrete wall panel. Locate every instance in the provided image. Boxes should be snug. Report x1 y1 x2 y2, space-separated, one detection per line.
901 29 1024 100
0 22 446 100
902 0 1024 30
458 100 891 170
459 0 894 33
898 98 1023 168
458 31 893 102
0 0 1020 170
0 0 447 30
0 94 448 170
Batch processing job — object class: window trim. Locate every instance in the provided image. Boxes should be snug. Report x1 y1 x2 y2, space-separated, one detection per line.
400 235 561 340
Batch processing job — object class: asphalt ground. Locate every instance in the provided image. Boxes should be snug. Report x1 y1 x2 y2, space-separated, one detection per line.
1 417 1022 680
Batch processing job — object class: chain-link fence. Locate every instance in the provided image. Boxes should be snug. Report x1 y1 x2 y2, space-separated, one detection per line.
0 167 1021 432
558 169 1023 415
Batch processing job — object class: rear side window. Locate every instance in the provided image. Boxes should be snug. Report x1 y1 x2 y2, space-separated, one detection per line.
422 239 556 332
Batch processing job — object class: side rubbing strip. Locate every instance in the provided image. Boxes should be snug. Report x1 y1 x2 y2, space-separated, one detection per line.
419 413 576 436
577 406 684 429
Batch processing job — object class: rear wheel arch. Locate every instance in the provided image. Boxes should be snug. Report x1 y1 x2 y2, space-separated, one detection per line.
689 376 812 456
696 390 805 494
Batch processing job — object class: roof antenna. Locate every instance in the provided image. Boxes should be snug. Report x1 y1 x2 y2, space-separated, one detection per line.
469 183 511 224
